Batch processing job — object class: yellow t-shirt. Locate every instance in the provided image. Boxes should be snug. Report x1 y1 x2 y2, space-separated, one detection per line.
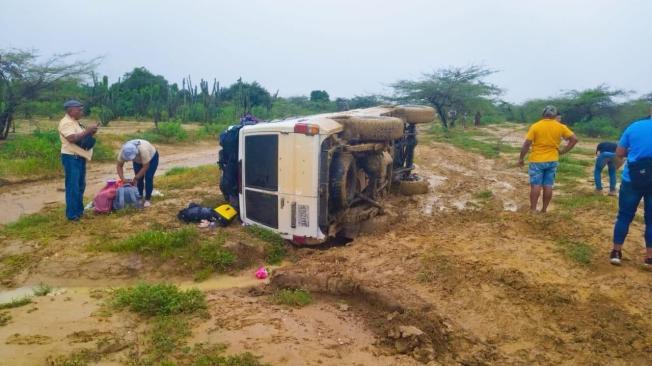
58 114 93 161
525 119 574 163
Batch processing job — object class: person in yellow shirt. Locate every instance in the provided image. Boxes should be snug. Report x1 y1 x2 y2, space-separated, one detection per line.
518 105 578 213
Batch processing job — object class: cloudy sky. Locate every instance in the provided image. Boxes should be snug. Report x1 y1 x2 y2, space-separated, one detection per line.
1 0 650 102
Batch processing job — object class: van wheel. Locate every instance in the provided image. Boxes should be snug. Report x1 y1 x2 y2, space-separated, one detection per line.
334 115 405 141
392 105 436 124
330 152 357 209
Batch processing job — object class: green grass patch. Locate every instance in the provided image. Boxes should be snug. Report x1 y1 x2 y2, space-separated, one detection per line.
157 165 220 190
0 129 113 181
133 122 189 144
473 190 493 200
0 311 10 326
148 315 191 362
0 296 32 310
244 226 287 264
102 227 199 254
556 154 591 185
556 239 595 265
94 227 237 276
556 192 614 210
33 283 52 296
0 254 31 284
270 288 312 307
112 283 206 317
425 126 519 158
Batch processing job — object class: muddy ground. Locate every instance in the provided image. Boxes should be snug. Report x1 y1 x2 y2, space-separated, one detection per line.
0 124 651 365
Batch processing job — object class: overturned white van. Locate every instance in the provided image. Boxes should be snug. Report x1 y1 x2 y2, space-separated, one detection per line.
219 105 435 244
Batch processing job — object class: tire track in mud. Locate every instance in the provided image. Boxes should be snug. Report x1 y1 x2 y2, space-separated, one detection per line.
270 140 652 365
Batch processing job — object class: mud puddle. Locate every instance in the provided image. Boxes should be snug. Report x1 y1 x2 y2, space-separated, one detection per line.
0 141 219 224
0 269 274 365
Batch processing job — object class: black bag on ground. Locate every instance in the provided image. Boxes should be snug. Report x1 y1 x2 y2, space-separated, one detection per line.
177 203 219 223
629 157 652 192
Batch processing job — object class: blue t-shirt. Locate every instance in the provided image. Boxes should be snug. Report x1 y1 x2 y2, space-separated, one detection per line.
619 118 652 182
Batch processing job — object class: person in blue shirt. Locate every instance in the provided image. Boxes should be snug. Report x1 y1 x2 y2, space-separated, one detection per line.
610 110 652 267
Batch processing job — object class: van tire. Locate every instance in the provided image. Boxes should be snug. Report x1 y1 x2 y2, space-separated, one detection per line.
392 105 436 124
399 179 429 195
334 115 405 141
330 152 357 209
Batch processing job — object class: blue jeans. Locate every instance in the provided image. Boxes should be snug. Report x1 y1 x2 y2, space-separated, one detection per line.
594 152 617 191
61 154 86 220
528 162 558 186
613 181 652 247
133 152 159 200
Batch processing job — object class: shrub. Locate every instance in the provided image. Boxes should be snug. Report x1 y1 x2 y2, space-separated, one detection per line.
112 283 206 316
270 289 312 307
106 227 199 254
573 118 620 139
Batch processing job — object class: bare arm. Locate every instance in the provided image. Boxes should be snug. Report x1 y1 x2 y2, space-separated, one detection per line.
134 162 150 181
518 140 532 167
615 146 627 169
64 123 98 143
559 134 578 155
116 161 125 182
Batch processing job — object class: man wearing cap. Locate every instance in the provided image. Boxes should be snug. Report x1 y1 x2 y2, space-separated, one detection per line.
518 105 578 213
116 139 159 207
58 100 98 221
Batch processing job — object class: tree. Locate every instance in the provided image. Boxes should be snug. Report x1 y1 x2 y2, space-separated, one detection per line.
310 90 330 103
391 66 501 128
559 85 628 124
0 49 99 139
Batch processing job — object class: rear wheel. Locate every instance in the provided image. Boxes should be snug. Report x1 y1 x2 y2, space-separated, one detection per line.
330 152 357 210
392 105 436 124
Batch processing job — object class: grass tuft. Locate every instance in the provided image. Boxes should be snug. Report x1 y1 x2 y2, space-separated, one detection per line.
0 311 11 326
112 283 206 317
33 283 52 296
244 226 287 264
0 296 33 310
103 227 199 254
556 239 595 265
270 289 312 307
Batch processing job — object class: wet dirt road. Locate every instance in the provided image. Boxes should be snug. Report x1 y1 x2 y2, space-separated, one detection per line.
0 141 218 224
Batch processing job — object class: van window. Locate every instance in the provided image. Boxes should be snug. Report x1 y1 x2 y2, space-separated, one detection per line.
245 190 278 229
244 134 278 191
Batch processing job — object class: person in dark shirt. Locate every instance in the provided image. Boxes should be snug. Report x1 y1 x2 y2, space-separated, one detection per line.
594 141 618 195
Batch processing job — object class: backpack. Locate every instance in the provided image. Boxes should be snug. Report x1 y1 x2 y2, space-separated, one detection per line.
94 183 119 214
113 184 143 210
177 203 219 223
629 157 652 193
218 125 243 207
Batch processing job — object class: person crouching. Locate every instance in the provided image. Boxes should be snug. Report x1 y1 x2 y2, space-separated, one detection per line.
116 139 159 207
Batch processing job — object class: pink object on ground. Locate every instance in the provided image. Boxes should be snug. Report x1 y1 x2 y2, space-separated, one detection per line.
255 267 268 279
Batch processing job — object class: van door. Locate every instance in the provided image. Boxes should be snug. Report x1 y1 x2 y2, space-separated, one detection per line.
241 133 279 229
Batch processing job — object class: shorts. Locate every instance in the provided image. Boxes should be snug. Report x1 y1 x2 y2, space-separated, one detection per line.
528 161 559 186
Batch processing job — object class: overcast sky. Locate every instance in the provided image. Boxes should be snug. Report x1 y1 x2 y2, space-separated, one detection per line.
1 0 650 102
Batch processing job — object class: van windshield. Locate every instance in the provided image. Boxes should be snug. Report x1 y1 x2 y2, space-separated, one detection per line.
244 134 278 191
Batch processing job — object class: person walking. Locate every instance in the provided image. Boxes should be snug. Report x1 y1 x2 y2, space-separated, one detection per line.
518 105 578 213
594 141 618 195
116 139 159 207
609 112 652 267
58 100 98 221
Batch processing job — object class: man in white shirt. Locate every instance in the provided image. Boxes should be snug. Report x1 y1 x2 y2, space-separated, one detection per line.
58 100 98 221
